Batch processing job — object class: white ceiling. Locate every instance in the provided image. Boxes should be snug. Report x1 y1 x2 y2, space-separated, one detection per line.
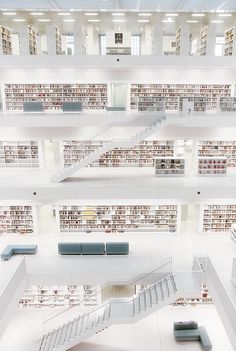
1 0 236 11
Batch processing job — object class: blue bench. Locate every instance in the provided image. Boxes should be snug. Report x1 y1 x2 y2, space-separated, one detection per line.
106 242 129 255
58 242 129 256
199 326 212 351
1 245 38 260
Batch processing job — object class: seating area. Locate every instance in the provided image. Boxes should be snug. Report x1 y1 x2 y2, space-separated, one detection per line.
58 242 129 256
1 245 38 261
174 321 212 351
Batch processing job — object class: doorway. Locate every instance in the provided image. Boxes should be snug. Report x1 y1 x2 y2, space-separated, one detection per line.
111 83 127 107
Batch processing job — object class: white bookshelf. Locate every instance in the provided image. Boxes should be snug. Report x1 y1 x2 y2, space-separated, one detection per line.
28 26 37 55
0 205 35 234
198 141 236 168
179 96 206 113
58 204 179 233
130 84 231 111
19 284 101 309
62 140 174 168
0 26 12 55
0 141 40 168
201 204 236 233
200 26 208 56
137 96 165 112
219 97 236 112
155 157 185 177
4 84 108 112
198 157 227 176
224 27 235 56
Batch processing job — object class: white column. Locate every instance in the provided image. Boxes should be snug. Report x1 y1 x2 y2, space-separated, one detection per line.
141 25 152 55
206 24 216 56
86 24 94 55
46 23 56 55
153 23 163 55
18 24 30 55
73 22 84 55
179 23 190 56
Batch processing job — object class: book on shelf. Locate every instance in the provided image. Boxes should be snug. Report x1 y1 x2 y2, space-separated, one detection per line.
200 25 208 56
0 140 40 168
0 205 35 234
202 204 236 233
28 26 37 55
224 27 235 56
155 157 185 177
198 157 227 176
0 26 12 55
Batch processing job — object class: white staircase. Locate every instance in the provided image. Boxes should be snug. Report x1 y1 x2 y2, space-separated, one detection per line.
51 115 167 183
37 272 201 351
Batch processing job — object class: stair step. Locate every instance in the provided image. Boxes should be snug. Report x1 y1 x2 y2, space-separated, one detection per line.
150 285 158 304
39 334 49 351
161 278 170 298
47 331 57 351
139 291 147 311
144 288 152 308
64 321 74 342
58 324 68 346
52 327 63 350
70 318 79 339
41 333 53 351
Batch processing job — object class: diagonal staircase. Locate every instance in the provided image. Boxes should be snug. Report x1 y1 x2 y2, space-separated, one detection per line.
37 272 201 351
50 115 167 183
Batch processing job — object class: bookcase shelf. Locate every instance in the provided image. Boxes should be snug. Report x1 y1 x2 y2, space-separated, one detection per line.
28 26 37 55
198 157 227 176
179 96 206 112
0 26 12 55
19 284 101 308
0 141 40 168
62 140 175 168
58 204 179 233
0 205 35 234
4 83 108 111
219 97 236 112
200 26 208 56
202 204 236 233
55 26 62 55
224 27 234 56
175 27 181 56
130 84 231 111
198 141 236 168
137 96 166 112
155 157 185 176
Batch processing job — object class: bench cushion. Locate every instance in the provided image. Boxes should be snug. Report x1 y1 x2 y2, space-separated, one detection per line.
1 245 37 260
174 321 198 330
174 329 200 341
106 242 129 255
198 326 212 350
81 243 105 255
58 243 81 255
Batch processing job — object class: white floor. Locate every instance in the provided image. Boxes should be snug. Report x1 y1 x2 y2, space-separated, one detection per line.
0 305 232 351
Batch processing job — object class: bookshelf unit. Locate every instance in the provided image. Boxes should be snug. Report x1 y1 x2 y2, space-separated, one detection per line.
4 84 108 112
155 157 185 176
19 285 101 309
231 223 236 244
0 26 12 55
55 26 62 55
130 84 231 111
198 141 236 168
201 204 236 233
0 141 40 168
198 157 227 176
58 204 179 233
175 27 181 55
137 97 166 112
62 140 175 168
224 27 235 56
219 97 236 112
179 97 206 112
0 205 35 234
28 26 37 55
200 26 208 56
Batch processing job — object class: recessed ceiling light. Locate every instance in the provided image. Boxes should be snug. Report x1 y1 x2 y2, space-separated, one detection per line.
87 19 100 22
84 12 98 16
186 20 199 23
13 19 26 22
192 13 205 17
112 13 125 16
63 19 75 22
3 12 16 15
162 18 174 23
218 13 232 17
211 20 223 23
138 19 150 23
112 19 126 22
165 13 178 16
57 12 70 16
139 13 152 16
31 12 44 15
38 19 51 22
